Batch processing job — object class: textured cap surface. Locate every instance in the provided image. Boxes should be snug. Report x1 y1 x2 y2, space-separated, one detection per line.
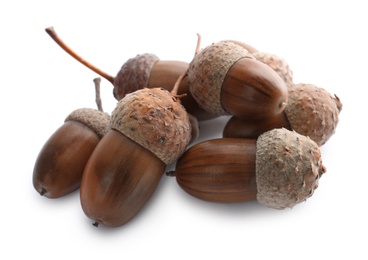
188 41 253 116
284 83 342 146
256 128 326 209
110 88 191 165
252 51 293 88
113 53 160 100
65 108 110 138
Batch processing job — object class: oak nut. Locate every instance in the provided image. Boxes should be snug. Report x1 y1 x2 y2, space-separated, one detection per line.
80 87 192 227
224 83 342 146
187 40 288 120
32 108 110 198
284 83 342 146
169 128 326 209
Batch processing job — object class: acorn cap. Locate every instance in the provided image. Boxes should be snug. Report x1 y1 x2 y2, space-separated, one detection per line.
110 88 192 165
113 53 160 100
284 83 342 146
65 108 110 138
252 51 293 88
256 128 326 209
188 41 254 116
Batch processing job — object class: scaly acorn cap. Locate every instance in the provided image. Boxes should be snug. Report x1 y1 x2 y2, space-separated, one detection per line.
113 53 160 100
256 128 326 209
284 83 343 146
188 41 254 116
252 51 294 88
65 108 110 138
110 88 192 165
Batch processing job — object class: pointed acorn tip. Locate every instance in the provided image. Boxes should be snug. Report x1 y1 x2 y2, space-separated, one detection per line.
92 221 100 227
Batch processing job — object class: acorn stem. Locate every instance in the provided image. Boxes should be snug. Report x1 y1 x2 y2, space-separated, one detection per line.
45 27 115 84
171 71 187 97
194 33 202 56
93 77 103 112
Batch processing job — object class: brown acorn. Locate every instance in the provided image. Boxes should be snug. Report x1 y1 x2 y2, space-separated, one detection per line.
80 75 192 227
284 83 342 146
168 128 326 209
45 27 215 121
33 107 110 198
223 83 342 146
187 40 288 120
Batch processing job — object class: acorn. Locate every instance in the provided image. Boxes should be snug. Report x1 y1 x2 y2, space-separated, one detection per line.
223 83 342 146
33 107 110 198
45 27 215 121
284 83 342 146
168 128 326 209
187 40 288 120
80 74 192 227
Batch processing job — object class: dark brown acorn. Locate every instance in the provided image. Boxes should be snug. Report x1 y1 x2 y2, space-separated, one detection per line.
168 128 326 209
33 78 110 198
223 83 342 146
33 107 110 198
187 40 288 120
80 74 192 227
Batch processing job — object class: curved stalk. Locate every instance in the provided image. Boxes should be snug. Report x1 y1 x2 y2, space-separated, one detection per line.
45 27 115 84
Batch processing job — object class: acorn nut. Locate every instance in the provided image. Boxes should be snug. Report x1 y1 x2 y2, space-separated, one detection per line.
187 40 288 120
223 83 342 146
32 108 110 198
168 128 326 209
80 77 192 227
284 83 342 146
45 27 215 121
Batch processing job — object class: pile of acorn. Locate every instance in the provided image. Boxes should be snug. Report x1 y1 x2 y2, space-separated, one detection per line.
33 27 342 227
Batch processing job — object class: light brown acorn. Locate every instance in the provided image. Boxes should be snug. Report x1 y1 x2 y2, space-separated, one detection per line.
45 27 215 121
223 83 342 146
168 128 326 209
80 74 192 227
187 40 288 120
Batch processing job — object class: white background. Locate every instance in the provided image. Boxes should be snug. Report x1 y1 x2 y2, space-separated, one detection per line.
1 0 366 259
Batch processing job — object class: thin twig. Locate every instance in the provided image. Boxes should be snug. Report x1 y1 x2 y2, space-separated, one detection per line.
45 27 115 84
171 71 187 98
93 77 103 112
194 33 202 56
